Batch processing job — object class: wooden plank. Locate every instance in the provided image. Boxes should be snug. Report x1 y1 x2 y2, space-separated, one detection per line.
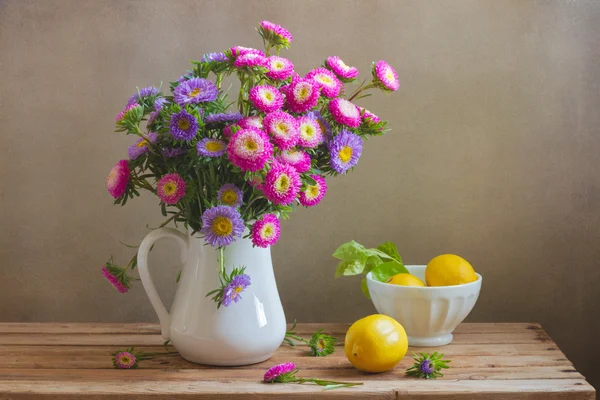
0 379 593 399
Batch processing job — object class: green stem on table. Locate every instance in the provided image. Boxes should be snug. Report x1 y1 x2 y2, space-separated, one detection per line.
293 378 363 389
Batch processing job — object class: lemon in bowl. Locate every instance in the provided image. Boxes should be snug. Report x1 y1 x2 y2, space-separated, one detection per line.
387 273 426 287
426 254 477 286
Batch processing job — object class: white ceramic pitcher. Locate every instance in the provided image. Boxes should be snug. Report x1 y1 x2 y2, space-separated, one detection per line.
137 227 286 366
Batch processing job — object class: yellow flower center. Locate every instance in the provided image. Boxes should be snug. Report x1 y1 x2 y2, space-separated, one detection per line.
301 124 315 138
235 286 243 294
120 355 131 364
307 185 319 198
317 339 326 352
189 87 201 98
162 182 177 196
220 190 238 206
275 122 288 135
275 174 290 192
262 224 274 238
212 216 233 237
263 91 274 101
298 86 310 100
108 170 117 184
274 61 284 69
385 68 395 82
136 139 149 148
178 118 191 130
205 141 223 152
338 146 353 163
245 139 258 151
318 75 333 84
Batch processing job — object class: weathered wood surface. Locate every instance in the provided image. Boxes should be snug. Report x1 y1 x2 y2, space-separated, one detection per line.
0 323 594 399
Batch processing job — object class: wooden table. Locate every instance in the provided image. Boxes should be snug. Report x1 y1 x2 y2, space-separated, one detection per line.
0 323 594 399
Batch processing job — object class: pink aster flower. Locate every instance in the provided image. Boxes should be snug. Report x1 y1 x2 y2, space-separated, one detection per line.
106 160 130 198
361 107 381 124
284 76 320 113
266 56 295 80
223 124 236 138
259 21 293 47
234 53 268 68
373 60 400 91
264 362 296 383
230 46 265 57
262 161 302 205
297 116 323 148
113 350 137 369
251 213 281 248
328 98 361 128
306 68 342 98
101 265 128 294
227 128 273 172
157 173 187 205
326 56 359 81
299 175 327 207
263 111 299 150
249 85 283 113
238 116 263 130
115 103 139 122
276 148 311 173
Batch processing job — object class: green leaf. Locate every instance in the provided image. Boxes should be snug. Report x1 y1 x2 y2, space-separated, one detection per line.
361 277 371 299
332 240 370 261
377 242 403 263
369 261 409 283
365 255 383 273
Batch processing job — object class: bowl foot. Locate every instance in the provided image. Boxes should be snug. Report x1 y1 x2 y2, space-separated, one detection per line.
408 333 453 347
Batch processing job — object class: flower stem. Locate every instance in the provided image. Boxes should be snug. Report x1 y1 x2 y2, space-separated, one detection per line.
348 82 376 102
293 378 363 388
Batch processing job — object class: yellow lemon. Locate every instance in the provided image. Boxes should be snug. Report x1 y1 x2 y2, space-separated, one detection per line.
386 273 426 287
344 314 408 373
425 254 478 286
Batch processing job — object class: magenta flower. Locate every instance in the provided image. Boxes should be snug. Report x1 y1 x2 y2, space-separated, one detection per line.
128 132 158 160
297 116 323 148
238 116 263 130
307 111 332 143
259 20 293 46
223 124 235 138
173 78 218 106
284 76 320 113
249 85 284 113
266 56 295 80
106 160 130 198
251 213 281 248
197 138 227 157
328 98 361 128
263 111 299 150
262 161 302 205
373 60 399 91
101 265 128 294
114 350 137 369
326 56 359 81
264 362 296 383
115 103 139 122
277 148 311 173
157 173 186 205
306 68 342 98
361 107 381 124
230 46 265 57
299 175 327 207
227 128 273 172
217 183 244 208
234 53 268 68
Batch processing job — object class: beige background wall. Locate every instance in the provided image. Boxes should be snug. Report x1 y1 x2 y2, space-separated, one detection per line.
1 0 599 388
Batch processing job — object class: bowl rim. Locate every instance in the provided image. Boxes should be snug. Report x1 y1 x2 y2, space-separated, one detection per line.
366 265 482 290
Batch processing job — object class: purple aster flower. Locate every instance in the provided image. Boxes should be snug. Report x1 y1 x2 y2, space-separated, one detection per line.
177 72 194 83
127 86 160 106
154 97 168 110
329 130 363 174
420 359 434 375
169 110 198 141
222 274 251 307
128 132 158 160
204 112 243 125
203 52 227 62
196 137 227 157
217 183 244 208
173 77 218 106
162 147 186 158
200 205 245 247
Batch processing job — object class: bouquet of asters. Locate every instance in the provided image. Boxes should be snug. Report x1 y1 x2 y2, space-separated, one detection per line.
103 20 399 306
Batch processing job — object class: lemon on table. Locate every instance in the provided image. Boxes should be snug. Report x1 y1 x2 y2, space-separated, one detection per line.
344 314 408 373
386 273 426 287
426 254 478 286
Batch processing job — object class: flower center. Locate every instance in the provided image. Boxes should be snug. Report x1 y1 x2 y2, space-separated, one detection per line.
178 118 191 130
212 216 233 237
385 68 394 81
262 224 274 238
301 124 315 138
205 141 223 152
317 339 326 352
307 185 320 198
244 138 258 151
235 286 243 294
338 146 353 163
163 182 177 196
317 75 333 85
275 174 290 193
273 61 284 70
136 139 149 148
120 355 131 364
221 190 238 205
263 91 274 102
295 84 311 101
189 87 201 98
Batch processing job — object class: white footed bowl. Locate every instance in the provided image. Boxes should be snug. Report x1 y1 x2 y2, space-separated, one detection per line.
366 265 482 347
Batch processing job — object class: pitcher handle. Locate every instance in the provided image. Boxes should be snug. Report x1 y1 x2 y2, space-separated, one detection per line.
137 227 188 340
